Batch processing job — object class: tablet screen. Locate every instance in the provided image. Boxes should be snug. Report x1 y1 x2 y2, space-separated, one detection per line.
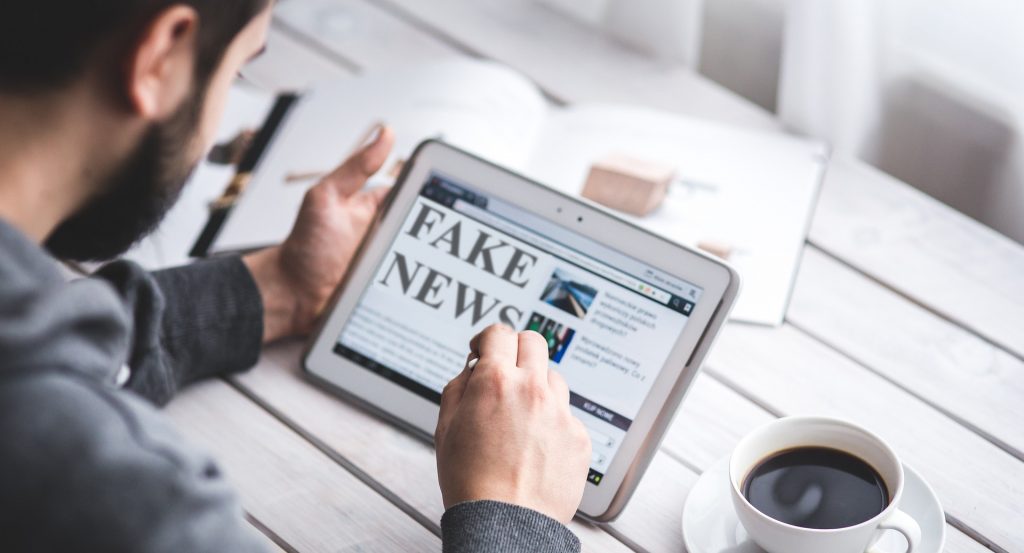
334 173 703 485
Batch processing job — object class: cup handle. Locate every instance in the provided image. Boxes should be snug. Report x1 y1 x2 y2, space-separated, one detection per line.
866 508 922 553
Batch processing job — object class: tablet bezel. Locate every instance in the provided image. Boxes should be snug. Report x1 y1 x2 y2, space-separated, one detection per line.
303 140 739 521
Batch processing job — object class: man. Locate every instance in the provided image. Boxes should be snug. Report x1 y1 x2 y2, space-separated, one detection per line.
0 1 592 551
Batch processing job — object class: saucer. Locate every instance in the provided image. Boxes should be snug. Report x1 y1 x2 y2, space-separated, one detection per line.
681 457 945 553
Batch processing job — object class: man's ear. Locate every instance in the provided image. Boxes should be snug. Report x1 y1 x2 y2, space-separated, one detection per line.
125 5 198 119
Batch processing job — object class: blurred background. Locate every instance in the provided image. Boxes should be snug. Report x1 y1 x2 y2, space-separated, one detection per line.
538 0 1024 244
149 0 1024 277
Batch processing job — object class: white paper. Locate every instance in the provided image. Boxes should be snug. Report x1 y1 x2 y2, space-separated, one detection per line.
525 104 828 325
208 61 826 325
212 60 549 253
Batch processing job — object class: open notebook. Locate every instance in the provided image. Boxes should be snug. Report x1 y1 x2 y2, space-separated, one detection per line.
204 60 827 325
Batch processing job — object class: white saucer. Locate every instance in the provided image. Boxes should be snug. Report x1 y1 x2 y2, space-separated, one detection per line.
682 457 945 553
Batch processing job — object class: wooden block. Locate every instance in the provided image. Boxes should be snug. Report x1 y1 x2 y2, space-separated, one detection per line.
697 240 733 260
582 153 675 216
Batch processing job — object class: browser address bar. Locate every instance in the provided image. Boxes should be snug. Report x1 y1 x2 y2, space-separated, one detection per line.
452 200 672 305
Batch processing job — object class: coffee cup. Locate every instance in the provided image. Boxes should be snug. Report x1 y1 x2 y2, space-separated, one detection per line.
729 416 921 553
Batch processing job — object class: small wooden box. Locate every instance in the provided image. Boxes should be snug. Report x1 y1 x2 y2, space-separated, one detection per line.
582 153 675 216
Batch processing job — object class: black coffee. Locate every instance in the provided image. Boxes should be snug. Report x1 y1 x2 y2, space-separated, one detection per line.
742 446 889 530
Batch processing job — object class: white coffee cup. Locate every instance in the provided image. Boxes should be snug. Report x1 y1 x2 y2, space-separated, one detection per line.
729 416 921 553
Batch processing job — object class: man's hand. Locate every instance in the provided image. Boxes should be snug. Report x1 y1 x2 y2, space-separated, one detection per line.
435 324 592 524
244 125 395 342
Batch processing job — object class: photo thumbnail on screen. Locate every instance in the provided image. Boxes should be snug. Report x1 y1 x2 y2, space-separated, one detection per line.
525 312 576 363
541 268 598 319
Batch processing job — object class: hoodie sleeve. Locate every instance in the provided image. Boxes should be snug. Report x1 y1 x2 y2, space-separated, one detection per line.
441 501 581 553
0 369 271 553
94 256 264 405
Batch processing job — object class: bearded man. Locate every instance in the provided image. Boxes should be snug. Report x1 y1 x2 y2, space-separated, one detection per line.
0 2 591 551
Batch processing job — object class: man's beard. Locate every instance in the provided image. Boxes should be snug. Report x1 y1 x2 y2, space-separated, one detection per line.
44 89 203 262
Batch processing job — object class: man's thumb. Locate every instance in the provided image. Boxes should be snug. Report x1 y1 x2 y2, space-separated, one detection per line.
322 124 395 197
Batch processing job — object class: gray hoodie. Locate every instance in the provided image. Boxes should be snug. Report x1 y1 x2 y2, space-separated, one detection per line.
0 218 580 552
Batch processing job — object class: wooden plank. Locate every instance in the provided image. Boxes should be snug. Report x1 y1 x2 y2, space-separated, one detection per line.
790 247 1024 458
247 521 290 553
165 379 441 552
664 374 775 470
232 341 632 553
809 156 1024 359
246 512 299 553
260 537 288 553
274 0 460 70
611 453 699 553
280 0 777 129
705 322 1024 552
244 22 350 92
946 526 1000 553
264 540 287 553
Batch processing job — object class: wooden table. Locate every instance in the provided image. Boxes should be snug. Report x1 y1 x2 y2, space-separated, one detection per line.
163 1 1024 551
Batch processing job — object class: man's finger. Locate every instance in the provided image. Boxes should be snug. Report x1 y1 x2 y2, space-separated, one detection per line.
436 362 472 441
474 324 518 367
320 124 395 198
516 330 550 372
352 185 392 212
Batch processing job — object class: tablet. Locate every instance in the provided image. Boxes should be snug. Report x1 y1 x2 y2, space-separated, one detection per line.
304 140 739 521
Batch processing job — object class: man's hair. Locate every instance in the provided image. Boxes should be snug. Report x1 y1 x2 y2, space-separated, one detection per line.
0 0 270 96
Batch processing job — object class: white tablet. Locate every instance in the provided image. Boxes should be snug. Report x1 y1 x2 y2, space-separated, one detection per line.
304 140 739 521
